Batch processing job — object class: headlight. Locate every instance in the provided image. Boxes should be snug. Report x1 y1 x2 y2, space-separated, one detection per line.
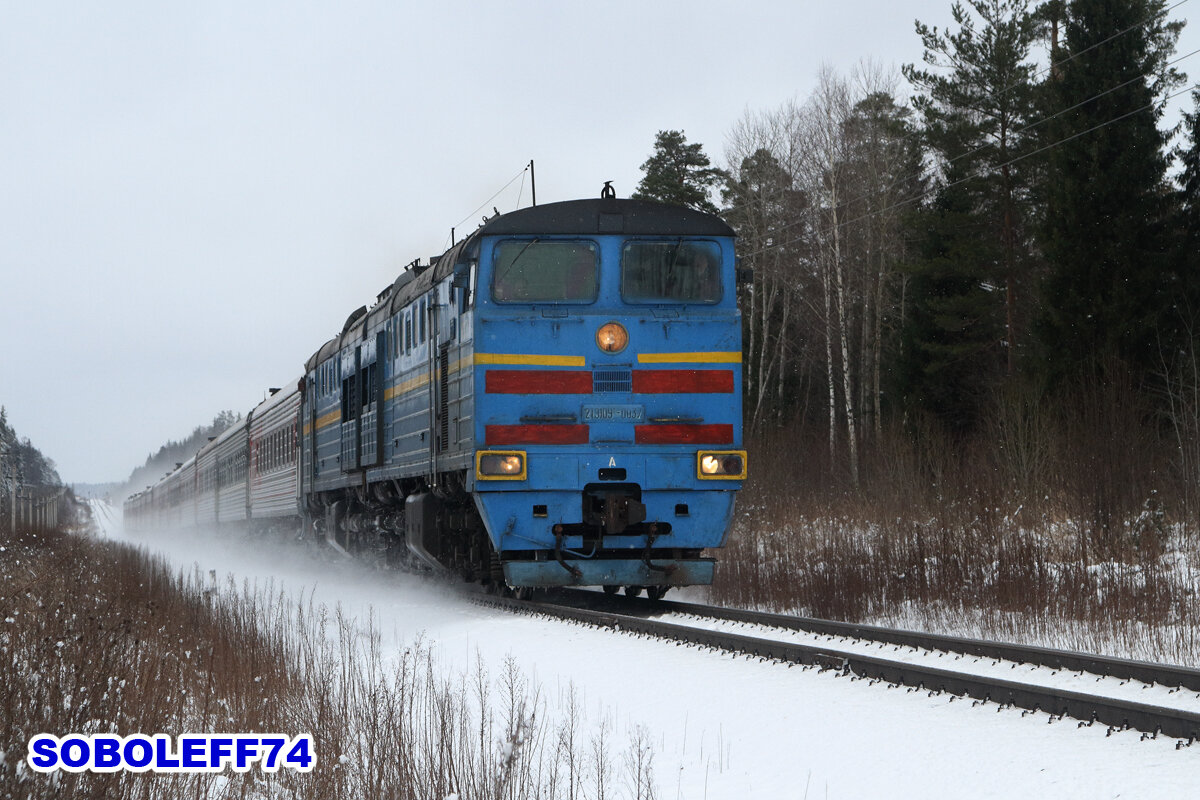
596 321 628 354
697 450 747 479
477 450 527 480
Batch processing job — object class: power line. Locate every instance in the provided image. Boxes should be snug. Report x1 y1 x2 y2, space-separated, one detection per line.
895 0 1188 152
741 82 1200 260
720 0 1190 227
732 39 1198 258
943 46 1200 171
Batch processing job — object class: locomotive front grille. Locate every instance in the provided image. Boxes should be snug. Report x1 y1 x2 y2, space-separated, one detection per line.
592 367 632 393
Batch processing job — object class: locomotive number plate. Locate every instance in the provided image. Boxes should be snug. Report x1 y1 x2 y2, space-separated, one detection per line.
582 404 645 422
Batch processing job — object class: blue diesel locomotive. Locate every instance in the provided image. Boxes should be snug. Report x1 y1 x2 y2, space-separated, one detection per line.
126 195 746 597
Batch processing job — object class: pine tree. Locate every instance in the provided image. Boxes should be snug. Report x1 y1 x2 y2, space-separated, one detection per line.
900 0 1039 426
1037 0 1185 376
838 91 925 433
633 130 726 213
1179 89 1200 255
899 169 1007 429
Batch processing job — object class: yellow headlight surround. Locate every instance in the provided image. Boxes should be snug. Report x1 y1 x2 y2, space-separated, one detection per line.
596 321 628 354
696 450 747 480
476 450 527 480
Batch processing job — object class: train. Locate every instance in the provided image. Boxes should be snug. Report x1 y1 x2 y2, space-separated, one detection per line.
124 192 747 598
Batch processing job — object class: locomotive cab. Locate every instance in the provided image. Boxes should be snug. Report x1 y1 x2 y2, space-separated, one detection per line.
468 198 745 590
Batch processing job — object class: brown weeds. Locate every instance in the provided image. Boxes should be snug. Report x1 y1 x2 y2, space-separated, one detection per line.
0 525 638 799
712 382 1200 666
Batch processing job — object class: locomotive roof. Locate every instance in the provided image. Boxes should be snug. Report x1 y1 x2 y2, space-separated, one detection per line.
477 197 735 238
303 197 734 372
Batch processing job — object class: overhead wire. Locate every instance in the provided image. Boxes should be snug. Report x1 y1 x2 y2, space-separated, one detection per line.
718 0 1191 228
867 0 1190 161
739 43 1200 250
740 81 1200 261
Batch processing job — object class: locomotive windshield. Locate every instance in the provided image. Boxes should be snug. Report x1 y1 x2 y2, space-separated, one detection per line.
492 240 597 303
621 240 722 303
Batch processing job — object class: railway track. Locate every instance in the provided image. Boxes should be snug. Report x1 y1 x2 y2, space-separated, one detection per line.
471 589 1200 744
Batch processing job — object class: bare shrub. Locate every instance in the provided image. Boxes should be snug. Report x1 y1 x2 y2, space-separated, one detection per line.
987 379 1054 499
1 525 655 799
1053 364 1169 561
712 373 1200 665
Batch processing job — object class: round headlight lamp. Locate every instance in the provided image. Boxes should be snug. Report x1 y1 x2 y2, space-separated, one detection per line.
596 321 628 354
697 450 747 479
477 451 527 480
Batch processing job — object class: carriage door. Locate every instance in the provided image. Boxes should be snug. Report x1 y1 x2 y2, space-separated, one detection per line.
425 292 444 480
358 334 382 468
339 348 360 472
436 291 451 456
302 375 315 492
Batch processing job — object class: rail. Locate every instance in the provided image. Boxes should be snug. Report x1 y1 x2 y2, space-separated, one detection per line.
471 589 1200 743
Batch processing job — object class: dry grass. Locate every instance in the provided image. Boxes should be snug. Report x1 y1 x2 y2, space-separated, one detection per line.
0 523 656 799
710 380 1200 666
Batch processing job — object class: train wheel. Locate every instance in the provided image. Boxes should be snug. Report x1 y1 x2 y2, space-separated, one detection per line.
646 586 669 601
624 585 643 598
602 585 620 595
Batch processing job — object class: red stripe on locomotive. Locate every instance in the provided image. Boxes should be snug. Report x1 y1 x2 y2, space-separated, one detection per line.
633 424 734 444
485 370 594 394
485 424 590 445
631 369 734 394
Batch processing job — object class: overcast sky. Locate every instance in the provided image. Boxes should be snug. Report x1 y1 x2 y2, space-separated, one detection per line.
3 1 1199 484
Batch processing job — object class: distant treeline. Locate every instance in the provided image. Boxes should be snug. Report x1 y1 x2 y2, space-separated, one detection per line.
0 406 64 491
122 411 241 498
0 406 84 528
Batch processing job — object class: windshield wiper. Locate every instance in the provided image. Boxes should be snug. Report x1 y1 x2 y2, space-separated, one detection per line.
495 238 540 287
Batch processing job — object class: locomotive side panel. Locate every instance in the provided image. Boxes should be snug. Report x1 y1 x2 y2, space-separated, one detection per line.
308 355 342 494
381 291 434 478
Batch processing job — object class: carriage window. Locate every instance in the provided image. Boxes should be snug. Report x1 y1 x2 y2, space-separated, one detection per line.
492 240 597 303
621 240 722 303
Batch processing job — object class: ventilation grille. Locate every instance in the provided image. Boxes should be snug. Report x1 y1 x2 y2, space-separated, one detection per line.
592 368 632 393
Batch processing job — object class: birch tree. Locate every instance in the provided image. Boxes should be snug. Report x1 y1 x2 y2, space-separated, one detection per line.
724 105 812 433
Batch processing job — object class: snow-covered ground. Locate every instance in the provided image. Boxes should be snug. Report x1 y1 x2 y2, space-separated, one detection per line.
90 502 1199 798
676 613 1200 716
